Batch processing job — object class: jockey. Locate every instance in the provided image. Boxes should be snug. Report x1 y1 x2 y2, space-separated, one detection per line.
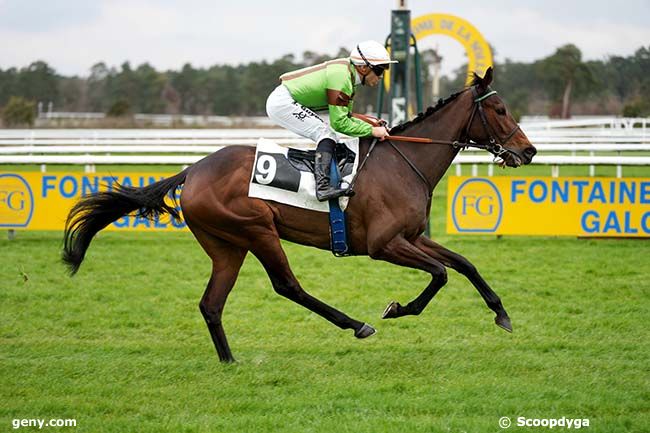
266 40 396 201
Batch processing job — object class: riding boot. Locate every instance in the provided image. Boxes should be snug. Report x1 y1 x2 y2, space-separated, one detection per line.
314 146 347 202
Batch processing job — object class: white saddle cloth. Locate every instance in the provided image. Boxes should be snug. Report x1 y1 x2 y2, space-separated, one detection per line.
248 138 360 212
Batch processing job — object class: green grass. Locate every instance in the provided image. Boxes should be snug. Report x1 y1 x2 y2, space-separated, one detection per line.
2 236 649 432
1 166 649 432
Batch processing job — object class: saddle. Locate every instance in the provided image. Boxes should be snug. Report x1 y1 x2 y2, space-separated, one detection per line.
286 143 356 177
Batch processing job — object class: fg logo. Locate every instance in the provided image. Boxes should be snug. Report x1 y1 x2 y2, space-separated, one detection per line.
451 178 502 232
0 174 34 227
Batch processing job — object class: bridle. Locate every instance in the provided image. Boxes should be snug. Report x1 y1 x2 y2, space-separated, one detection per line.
348 86 523 196
457 86 521 160
383 85 521 159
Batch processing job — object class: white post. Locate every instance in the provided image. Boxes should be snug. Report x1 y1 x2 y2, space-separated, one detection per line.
455 164 461 176
616 165 622 178
432 57 440 102
471 164 478 176
552 165 559 178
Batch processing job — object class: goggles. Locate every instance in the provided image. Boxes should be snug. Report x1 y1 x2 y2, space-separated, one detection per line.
356 44 390 77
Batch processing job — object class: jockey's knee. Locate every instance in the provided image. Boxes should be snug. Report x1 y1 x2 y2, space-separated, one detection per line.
316 138 336 153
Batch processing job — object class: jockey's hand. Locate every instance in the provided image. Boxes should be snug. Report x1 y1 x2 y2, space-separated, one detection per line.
372 126 390 140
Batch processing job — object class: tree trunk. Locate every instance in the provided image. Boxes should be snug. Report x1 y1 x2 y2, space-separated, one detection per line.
561 79 573 119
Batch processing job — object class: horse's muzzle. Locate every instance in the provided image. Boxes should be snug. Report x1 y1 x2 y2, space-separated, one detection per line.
504 146 536 167
521 146 537 164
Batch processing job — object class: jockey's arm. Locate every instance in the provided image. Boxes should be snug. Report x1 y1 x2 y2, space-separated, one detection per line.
328 101 373 137
325 62 373 138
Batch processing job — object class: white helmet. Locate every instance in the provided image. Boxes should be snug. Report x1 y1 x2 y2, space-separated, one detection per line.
350 40 398 66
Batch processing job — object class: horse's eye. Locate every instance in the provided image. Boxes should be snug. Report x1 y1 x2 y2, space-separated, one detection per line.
496 107 506 115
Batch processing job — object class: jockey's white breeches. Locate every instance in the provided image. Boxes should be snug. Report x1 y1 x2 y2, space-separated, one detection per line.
265 84 338 144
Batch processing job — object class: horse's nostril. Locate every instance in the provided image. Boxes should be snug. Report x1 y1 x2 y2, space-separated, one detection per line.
523 147 537 160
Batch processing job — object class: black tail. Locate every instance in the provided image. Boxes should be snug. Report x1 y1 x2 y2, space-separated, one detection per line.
62 170 188 275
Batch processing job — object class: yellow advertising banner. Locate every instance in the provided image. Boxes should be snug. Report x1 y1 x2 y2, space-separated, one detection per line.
0 172 187 232
447 176 650 237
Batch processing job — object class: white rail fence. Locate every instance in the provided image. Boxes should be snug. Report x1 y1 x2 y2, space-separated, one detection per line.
1 118 649 177
37 112 650 130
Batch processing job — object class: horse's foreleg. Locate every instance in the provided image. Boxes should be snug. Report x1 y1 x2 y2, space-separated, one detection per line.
413 236 512 332
198 242 247 363
370 235 448 319
252 232 375 339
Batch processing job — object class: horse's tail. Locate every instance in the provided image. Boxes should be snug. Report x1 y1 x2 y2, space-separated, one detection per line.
62 169 188 275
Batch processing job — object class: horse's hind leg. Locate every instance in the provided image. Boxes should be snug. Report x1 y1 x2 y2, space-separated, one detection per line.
251 231 375 339
194 230 247 362
413 235 512 332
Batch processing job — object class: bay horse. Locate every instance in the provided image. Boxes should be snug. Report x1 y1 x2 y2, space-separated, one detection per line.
63 67 536 362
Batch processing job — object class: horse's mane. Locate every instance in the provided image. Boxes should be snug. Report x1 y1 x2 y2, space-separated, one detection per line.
390 88 467 134
391 74 486 134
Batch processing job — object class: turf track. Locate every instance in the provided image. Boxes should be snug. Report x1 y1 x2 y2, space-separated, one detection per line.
1 168 648 432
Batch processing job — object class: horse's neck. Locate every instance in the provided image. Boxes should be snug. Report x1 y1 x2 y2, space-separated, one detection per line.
398 92 472 190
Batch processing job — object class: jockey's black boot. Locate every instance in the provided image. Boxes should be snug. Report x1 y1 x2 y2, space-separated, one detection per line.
314 138 347 202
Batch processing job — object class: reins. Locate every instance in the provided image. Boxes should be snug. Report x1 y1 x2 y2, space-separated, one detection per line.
347 87 521 195
352 89 520 153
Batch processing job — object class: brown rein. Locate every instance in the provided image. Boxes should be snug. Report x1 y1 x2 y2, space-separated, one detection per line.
352 113 448 145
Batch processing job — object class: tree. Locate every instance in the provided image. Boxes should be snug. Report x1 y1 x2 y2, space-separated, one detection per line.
170 63 202 114
106 62 138 111
0 68 18 106
2 96 36 127
134 63 165 113
17 61 59 108
87 62 111 112
58 77 86 111
495 59 542 120
107 99 130 117
538 44 595 118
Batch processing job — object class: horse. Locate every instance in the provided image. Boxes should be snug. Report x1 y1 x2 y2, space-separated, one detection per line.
62 67 536 363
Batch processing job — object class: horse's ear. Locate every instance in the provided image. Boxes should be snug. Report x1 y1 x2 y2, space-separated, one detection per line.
471 67 493 89
472 71 481 85
482 66 494 88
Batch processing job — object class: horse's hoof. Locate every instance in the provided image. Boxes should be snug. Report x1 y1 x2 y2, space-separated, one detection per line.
495 315 513 333
382 301 401 319
354 323 376 339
